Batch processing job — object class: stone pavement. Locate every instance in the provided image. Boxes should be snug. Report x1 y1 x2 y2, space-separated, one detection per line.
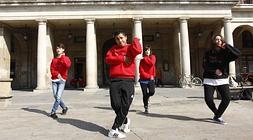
0 87 253 140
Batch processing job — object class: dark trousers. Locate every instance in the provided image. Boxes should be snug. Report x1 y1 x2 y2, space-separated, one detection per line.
140 80 155 108
204 84 230 118
110 78 135 130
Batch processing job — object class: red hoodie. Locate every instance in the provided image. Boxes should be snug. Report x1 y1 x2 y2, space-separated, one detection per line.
139 54 156 80
105 37 142 79
50 55 71 80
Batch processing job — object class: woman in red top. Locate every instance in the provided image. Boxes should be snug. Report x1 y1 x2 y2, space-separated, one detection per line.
106 31 142 138
139 45 156 113
50 43 71 119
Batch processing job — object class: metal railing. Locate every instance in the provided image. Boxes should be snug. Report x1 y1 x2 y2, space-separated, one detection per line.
239 0 253 4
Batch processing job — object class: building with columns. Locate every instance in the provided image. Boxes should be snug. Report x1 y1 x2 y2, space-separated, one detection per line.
0 0 253 96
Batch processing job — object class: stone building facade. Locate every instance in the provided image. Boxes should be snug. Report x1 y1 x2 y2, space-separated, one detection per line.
0 0 253 95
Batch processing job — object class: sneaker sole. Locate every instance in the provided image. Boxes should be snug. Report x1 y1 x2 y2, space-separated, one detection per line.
108 132 126 138
212 120 227 125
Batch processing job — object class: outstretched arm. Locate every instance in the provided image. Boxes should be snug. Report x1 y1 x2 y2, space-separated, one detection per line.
127 37 142 58
224 44 241 62
105 48 125 65
60 55 71 69
143 55 156 66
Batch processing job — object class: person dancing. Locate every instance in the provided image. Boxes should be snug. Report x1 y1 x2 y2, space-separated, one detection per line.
202 34 240 124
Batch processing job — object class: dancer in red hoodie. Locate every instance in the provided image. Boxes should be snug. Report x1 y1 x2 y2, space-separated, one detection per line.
50 43 71 119
139 45 156 113
106 31 142 138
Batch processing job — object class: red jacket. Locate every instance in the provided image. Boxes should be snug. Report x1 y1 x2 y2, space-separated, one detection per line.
139 54 156 80
50 55 71 80
105 37 142 79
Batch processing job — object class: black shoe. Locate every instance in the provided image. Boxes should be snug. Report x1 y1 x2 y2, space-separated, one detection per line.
62 107 68 115
144 106 149 114
144 108 149 114
50 113 58 119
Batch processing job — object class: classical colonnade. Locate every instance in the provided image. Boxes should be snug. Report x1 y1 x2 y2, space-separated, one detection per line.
35 17 236 90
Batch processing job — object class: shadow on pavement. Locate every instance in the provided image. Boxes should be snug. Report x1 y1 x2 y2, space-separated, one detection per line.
137 111 213 123
22 107 49 117
94 106 138 112
57 118 108 136
187 97 204 99
22 108 108 136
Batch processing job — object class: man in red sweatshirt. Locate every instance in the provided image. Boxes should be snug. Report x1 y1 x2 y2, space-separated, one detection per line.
50 43 71 119
106 31 142 138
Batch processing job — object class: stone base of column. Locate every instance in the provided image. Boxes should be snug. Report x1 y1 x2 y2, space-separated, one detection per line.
83 87 106 94
85 85 99 89
33 88 52 93
0 79 13 99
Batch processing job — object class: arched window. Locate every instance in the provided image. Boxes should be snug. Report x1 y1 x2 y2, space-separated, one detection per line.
241 0 253 4
242 31 253 48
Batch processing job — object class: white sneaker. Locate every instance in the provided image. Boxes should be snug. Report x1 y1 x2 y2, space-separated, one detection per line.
119 118 131 133
108 129 126 139
213 116 227 125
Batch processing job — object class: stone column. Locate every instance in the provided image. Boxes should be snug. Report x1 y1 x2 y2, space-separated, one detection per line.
179 17 191 87
85 18 98 89
0 27 12 98
35 19 48 91
46 26 54 89
224 17 236 77
132 17 143 85
173 24 182 81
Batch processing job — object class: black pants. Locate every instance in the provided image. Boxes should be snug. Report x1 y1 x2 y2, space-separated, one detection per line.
140 80 155 108
204 84 230 118
110 78 135 130
155 78 162 87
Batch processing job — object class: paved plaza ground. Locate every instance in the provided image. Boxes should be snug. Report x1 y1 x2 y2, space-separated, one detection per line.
0 87 253 140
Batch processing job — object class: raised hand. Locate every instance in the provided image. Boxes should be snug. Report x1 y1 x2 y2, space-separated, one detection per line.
124 56 133 64
215 69 222 76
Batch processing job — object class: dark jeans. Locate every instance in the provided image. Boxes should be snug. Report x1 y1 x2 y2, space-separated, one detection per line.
110 78 135 130
140 80 155 108
204 84 230 118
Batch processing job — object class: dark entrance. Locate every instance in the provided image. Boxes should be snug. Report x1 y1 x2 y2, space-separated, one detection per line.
102 38 116 87
71 57 86 88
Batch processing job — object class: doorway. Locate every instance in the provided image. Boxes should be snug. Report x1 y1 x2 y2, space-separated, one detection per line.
71 57 86 88
102 38 116 87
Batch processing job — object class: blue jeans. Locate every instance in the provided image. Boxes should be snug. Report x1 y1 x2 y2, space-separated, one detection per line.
51 79 66 113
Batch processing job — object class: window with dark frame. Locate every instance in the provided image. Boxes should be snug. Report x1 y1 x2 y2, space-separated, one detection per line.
242 31 253 48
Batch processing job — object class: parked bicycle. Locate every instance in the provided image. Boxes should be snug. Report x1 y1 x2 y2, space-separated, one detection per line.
179 74 203 88
234 67 253 86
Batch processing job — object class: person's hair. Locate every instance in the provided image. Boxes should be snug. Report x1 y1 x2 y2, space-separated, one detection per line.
211 34 226 48
56 43 65 50
143 45 152 56
113 30 127 37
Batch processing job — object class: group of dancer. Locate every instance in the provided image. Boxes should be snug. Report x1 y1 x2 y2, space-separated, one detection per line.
49 30 240 139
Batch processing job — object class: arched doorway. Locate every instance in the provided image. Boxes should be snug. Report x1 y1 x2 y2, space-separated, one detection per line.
233 25 253 73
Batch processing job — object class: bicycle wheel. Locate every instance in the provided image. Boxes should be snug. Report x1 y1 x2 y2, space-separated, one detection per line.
192 77 202 86
234 74 244 86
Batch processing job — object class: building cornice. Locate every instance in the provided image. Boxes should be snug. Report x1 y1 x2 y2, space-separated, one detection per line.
0 0 238 21
232 5 253 11
0 0 238 6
